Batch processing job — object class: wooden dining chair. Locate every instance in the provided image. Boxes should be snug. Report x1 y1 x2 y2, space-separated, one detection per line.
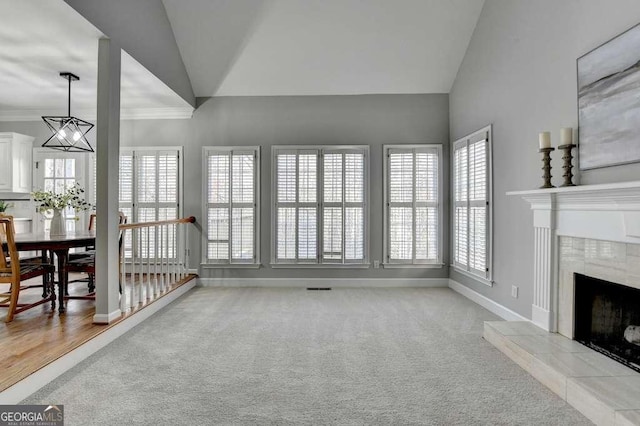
66 212 127 299
0 216 55 322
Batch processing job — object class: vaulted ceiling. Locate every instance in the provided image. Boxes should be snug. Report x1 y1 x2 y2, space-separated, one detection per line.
162 0 485 97
0 0 192 120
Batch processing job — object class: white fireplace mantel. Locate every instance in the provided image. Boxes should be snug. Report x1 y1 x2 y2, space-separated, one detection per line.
507 180 640 331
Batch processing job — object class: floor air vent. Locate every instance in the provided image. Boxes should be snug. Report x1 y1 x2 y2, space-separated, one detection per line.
306 288 332 291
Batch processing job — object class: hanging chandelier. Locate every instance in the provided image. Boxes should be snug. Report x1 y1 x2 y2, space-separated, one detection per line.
42 72 94 153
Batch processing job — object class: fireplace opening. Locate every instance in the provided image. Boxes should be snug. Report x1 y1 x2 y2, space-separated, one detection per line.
574 273 640 372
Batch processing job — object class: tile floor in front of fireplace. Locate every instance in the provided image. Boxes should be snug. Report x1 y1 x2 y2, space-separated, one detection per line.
484 321 640 426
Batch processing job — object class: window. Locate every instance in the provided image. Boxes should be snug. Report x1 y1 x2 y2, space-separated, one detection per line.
203 147 259 266
34 150 89 234
118 148 182 259
453 125 492 283
383 145 442 266
272 146 368 266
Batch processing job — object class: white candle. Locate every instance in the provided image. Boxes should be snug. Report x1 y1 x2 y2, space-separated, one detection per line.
539 132 551 149
560 127 573 145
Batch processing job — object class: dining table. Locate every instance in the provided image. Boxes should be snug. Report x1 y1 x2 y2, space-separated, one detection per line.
14 231 96 313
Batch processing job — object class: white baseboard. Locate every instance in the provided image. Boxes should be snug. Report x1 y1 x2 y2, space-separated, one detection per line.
92 309 122 324
198 277 450 288
0 280 196 404
448 279 529 322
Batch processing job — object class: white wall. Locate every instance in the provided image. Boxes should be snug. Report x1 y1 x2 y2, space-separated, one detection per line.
449 0 640 317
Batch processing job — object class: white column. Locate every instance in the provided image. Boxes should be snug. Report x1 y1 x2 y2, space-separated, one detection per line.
93 37 122 324
524 193 556 331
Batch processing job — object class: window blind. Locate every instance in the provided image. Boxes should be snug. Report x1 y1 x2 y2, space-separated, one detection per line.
273 147 368 265
453 127 491 280
385 146 440 264
204 147 259 264
117 149 181 259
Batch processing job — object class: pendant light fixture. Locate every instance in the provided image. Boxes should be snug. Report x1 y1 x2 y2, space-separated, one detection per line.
42 72 94 153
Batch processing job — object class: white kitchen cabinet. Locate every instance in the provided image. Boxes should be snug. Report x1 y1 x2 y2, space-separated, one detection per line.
0 133 34 193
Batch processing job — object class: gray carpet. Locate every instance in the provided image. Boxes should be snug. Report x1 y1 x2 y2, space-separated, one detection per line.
24 288 587 425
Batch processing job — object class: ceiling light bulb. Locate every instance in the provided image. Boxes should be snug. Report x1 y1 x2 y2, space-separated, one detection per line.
57 129 66 140
72 131 81 142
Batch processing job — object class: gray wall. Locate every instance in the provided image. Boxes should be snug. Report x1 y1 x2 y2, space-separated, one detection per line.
449 0 640 317
0 95 449 280
122 94 450 279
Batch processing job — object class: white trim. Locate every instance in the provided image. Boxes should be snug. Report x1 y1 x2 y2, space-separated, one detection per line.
202 146 261 265
382 263 444 269
270 145 370 266
448 279 529 322
383 144 443 265
0 280 195 404
0 107 194 122
201 263 261 269
92 309 122 324
269 263 370 269
451 124 493 282
197 277 449 288
450 264 494 287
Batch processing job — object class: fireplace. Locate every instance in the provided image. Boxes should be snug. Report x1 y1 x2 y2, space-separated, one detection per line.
574 273 640 372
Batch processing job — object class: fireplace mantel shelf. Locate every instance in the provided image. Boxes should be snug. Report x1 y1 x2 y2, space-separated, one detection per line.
507 180 640 213
506 180 640 196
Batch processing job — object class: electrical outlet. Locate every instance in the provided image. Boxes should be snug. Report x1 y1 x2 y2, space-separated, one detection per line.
373 260 380 269
511 285 519 298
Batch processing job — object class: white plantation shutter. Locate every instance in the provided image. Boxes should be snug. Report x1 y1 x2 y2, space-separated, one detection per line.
204 147 259 264
117 148 181 259
385 146 440 265
453 126 492 280
273 146 368 265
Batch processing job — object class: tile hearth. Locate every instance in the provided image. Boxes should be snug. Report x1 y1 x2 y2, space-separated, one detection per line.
484 321 640 426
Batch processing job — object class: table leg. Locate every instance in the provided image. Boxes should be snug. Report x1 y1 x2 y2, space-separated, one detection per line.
54 248 69 314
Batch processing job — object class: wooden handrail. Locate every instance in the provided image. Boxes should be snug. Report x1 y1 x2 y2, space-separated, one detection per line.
119 216 196 231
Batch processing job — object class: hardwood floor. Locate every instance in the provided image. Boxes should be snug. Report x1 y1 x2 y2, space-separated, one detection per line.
0 273 197 393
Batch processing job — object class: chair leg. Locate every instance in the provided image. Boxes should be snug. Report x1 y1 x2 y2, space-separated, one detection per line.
88 274 95 293
5 278 20 323
50 270 56 311
41 251 49 298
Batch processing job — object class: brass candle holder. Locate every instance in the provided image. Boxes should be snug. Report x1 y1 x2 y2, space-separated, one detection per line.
558 144 577 187
539 147 555 189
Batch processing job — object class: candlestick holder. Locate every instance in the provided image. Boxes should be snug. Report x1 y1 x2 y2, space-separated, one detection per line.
558 144 577 187
539 147 555 189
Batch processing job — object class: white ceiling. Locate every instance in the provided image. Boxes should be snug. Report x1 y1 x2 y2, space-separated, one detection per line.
0 0 192 120
163 0 485 97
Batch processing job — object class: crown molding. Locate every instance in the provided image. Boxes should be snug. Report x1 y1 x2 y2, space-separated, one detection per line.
0 107 194 122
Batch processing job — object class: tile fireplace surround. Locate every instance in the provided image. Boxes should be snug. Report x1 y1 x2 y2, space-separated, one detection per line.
497 181 640 425
558 236 640 339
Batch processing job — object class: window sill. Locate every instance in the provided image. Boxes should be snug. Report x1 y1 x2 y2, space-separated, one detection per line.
270 263 371 269
450 265 493 287
201 263 261 269
382 263 445 269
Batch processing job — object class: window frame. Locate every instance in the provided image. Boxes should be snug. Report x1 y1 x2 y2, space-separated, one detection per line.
270 145 370 268
33 148 90 234
451 125 493 285
382 144 444 268
117 146 184 224
201 146 261 268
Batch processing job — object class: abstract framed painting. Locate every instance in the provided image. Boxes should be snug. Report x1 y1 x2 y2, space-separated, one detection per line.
578 22 640 170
